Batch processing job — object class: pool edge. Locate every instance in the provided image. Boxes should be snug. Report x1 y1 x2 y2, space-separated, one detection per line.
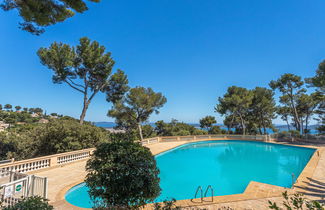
59 138 323 209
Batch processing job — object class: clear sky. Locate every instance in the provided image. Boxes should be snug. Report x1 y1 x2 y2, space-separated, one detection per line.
0 0 324 124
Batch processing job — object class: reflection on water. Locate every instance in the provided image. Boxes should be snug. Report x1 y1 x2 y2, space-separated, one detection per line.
155 140 314 202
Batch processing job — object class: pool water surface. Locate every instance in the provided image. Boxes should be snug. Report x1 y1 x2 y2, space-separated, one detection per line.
65 140 315 208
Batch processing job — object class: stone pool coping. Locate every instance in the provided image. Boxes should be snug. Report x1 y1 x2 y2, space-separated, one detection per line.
54 138 323 209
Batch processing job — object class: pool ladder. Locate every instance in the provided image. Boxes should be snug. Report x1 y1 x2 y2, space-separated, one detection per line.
191 185 214 202
291 173 296 188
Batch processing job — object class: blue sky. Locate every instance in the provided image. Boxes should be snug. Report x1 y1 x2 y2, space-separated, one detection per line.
0 0 324 124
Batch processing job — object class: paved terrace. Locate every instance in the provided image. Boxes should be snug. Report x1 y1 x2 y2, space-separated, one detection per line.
12 137 325 209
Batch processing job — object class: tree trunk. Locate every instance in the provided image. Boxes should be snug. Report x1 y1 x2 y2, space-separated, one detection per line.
261 115 266 135
239 114 245 135
285 119 291 131
289 97 302 134
228 115 235 134
305 114 310 134
80 99 90 124
138 123 144 141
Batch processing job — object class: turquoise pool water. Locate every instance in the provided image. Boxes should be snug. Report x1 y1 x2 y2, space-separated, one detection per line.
65 140 315 208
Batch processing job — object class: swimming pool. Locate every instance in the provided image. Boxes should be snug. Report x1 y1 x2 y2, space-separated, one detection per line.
65 140 315 208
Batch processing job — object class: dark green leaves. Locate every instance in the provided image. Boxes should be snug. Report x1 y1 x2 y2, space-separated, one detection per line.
3 196 53 210
38 42 76 84
106 69 130 103
108 87 167 137
38 37 129 124
199 116 216 130
1 0 100 35
216 86 276 135
306 60 325 93
85 141 161 208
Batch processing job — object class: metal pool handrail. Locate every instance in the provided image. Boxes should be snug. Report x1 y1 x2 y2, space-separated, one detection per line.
204 185 214 202
291 173 296 188
192 186 203 202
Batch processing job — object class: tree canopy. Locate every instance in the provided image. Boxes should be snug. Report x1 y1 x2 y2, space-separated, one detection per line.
155 119 209 136
108 87 167 141
306 60 325 93
249 87 276 134
85 140 160 209
216 86 253 135
270 74 306 134
4 104 12 111
1 0 101 35
199 116 216 131
38 37 129 124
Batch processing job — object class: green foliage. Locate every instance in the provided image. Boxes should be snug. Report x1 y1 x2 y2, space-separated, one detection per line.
216 86 253 135
277 106 292 131
3 196 53 210
85 140 160 209
209 125 225 134
296 92 324 134
4 104 12 111
0 109 42 126
270 73 306 134
29 108 43 114
249 87 276 134
199 116 216 131
305 62 325 133
0 118 108 160
268 191 324 210
192 129 208 135
38 37 129 124
1 0 101 35
142 124 157 138
155 119 206 136
108 131 138 143
33 119 108 156
306 60 325 93
154 199 181 210
108 87 166 140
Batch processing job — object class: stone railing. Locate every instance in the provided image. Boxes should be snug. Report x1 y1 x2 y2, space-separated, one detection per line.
0 135 269 174
141 134 269 145
0 148 94 174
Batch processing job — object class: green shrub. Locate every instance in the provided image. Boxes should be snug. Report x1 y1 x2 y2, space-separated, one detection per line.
155 120 206 136
142 124 157 138
0 118 109 160
192 129 208 135
268 191 324 210
209 125 223 134
289 130 301 138
154 199 180 210
3 196 53 210
34 119 108 156
85 140 160 209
